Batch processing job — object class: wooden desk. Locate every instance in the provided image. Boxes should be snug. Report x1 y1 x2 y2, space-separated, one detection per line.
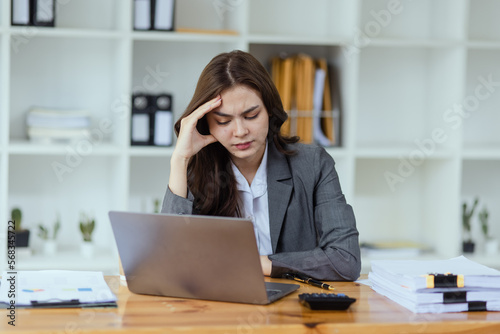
3 276 500 333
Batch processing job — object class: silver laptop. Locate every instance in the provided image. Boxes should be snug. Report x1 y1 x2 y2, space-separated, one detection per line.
108 211 299 304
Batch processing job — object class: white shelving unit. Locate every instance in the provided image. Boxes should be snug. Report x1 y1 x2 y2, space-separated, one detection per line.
1 0 499 275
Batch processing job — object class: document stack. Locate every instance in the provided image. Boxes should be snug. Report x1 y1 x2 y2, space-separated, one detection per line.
0 270 117 308
369 256 500 313
270 54 340 146
26 108 91 144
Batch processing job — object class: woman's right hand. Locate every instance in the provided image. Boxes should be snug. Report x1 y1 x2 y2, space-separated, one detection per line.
168 96 221 198
172 95 221 162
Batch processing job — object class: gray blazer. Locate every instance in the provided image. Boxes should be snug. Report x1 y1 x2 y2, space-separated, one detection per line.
162 141 361 281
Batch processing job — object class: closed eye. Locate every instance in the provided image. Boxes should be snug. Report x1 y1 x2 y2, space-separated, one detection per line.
216 119 230 125
245 112 259 120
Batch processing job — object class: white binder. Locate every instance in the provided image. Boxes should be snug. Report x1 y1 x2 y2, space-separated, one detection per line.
154 0 174 31
12 0 30 25
134 0 152 30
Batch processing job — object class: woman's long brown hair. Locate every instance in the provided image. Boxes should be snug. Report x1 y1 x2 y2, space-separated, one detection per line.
175 50 299 217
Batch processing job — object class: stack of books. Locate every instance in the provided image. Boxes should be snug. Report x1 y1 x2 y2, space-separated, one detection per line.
26 108 91 144
369 256 500 313
270 54 339 146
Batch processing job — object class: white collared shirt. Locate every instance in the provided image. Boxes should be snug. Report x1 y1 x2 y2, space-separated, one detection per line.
231 144 272 256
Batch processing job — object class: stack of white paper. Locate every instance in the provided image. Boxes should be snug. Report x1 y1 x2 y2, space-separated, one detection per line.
369 256 500 313
26 108 92 144
0 270 117 308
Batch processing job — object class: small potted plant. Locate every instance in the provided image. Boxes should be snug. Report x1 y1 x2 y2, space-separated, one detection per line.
462 197 478 253
37 215 61 255
153 198 161 213
79 213 95 258
11 207 30 248
479 207 498 255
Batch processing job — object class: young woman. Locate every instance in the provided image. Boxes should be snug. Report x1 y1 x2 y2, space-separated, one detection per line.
162 50 360 281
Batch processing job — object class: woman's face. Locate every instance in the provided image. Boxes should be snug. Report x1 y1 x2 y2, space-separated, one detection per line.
206 85 269 168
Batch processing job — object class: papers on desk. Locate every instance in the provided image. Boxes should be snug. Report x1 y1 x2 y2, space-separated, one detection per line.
369 256 500 313
0 270 117 308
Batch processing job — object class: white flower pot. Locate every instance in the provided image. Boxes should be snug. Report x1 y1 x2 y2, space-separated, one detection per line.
81 242 94 259
485 239 498 255
43 240 57 255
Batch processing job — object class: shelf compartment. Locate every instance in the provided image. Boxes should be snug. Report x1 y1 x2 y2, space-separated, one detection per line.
9 36 129 146
175 0 244 35
55 0 126 31
354 158 460 257
132 41 239 122
462 49 500 149
248 0 357 40
468 0 500 43
356 46 465 151
360 0 467 41
8 155 127 259
249 43 349 148
129 156 170 214
461 160 500 251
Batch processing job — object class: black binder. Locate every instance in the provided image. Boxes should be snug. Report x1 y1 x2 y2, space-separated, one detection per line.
130 93 173 146
33 0 55 27
153 0 175 31
151 94 173 146
134 0 175 31
131 93 173 146
133 0 152 30
11 0 55 27
131 93 153 146
11 0 31 25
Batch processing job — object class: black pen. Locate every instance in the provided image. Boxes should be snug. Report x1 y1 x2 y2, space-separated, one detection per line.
284 273 335 291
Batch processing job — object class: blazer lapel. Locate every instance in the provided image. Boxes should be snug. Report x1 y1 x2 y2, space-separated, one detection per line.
267 141 293 253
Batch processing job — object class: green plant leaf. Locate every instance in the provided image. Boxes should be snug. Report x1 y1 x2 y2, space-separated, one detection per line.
37 225 48 240
11 207 22 230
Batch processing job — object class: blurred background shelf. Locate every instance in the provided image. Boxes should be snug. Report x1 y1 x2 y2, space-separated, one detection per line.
14 247 119 275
